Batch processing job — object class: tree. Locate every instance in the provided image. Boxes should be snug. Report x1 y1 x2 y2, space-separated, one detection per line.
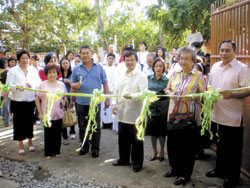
147 0 216 49
0 0 96 52
94 0 107 51
93 0 159 53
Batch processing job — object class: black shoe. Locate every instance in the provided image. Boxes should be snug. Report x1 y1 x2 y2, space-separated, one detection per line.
174 177 190 186
223 178 241 188
92 151 99 158
149 156 158 161
112 160 130 166
206 170 224 178
79 148 89 155
164 169 177 178
158 157 165 162
133 164 142 173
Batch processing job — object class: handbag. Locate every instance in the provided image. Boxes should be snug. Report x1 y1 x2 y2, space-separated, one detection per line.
167 101 196 133
63 99 77 128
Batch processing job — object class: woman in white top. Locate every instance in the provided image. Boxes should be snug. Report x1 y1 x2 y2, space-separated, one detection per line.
137 42 149 70
6 50 41 155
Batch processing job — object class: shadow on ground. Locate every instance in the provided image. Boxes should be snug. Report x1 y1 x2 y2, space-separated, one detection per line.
0 125 250 188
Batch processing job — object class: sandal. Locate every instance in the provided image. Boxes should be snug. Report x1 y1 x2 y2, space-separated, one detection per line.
18 149 25 155
45 156 51 160
28 146 35 152
55 154 60 158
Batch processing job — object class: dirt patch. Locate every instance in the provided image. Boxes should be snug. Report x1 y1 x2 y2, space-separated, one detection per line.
33 166 51 181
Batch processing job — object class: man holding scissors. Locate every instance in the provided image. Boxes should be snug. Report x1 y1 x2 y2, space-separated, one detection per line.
71 45 109 158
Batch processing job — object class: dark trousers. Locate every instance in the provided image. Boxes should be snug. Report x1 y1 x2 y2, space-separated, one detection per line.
214 123 243 180
61 128 68 139
76 104 101 152
118 122 144 166
44 119 62 156
11 101 35 141
167 126 198 178
62 126 76 139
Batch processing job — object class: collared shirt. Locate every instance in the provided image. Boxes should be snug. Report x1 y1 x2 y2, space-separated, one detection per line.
6 64 41 101
71 60 107 105
112 68 148 124
209 58 250 127
148 74 169 93
148 74 169 117
166 69 207 125
36 81 66 120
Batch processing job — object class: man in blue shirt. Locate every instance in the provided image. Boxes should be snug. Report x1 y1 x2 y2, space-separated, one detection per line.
71 45 110 158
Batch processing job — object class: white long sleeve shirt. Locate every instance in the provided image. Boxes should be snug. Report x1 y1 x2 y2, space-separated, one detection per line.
6 65 41 101
112 68 148 124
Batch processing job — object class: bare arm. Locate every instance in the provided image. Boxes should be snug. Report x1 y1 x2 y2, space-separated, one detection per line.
103 82 110 108
221 90 250 99
35 96 43 121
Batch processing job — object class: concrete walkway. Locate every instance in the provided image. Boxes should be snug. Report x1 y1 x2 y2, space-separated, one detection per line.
0 124 250 188
0 178 19 188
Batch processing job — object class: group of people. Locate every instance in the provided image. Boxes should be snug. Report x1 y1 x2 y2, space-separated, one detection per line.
0 39 250 188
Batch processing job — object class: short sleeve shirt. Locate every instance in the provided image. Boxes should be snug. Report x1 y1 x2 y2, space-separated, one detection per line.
36 81 66 120
71 60 107 105
209 59 250 127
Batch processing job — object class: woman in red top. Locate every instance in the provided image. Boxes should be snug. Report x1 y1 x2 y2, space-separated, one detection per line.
39 53 62 81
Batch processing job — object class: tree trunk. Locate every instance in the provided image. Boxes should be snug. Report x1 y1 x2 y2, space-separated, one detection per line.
8 0 30 49
159 25 164 47
94 0 107 51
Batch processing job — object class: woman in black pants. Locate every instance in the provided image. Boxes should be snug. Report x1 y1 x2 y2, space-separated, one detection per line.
164 47 207 185
6 50 41 155
35 64 66 159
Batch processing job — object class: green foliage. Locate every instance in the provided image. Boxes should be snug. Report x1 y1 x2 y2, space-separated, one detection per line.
1 0 216 53
95 0 159 52
0 0 96 52
147 0 216 49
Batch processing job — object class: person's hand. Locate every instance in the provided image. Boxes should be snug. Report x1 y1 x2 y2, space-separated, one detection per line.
220 91 232 99
17 86 24 91
64 79 71 84
105 99 110 108
72 82 81 89
26 83 32 88
38 112 43 122
123 94 132 99
112 104 117 115
166 90 179 103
